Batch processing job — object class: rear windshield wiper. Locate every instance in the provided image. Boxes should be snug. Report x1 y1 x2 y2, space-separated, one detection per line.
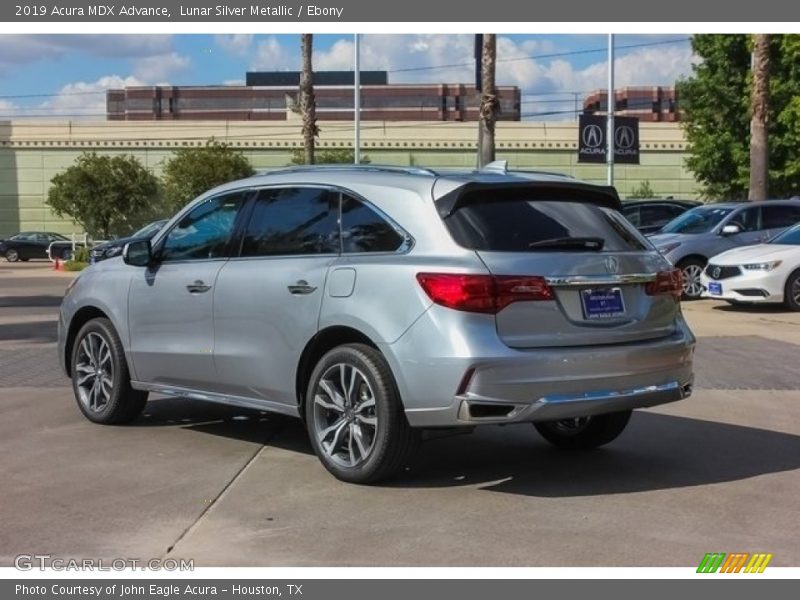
527 237 605 251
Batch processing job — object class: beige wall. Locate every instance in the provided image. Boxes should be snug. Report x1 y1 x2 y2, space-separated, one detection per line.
0 119 699 236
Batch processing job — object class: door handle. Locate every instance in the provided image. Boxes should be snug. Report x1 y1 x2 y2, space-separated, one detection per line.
288 280 317 295
186 280 212 294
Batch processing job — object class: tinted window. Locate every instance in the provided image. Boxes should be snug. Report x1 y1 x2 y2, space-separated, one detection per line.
640 204 682 225
661 206 733 234
241 187 339 257
762 205 800 229
729 206 760 232
341 195 405 253
445 200 648 252
771 223 800 245
160 192 246 261
622 206 640 226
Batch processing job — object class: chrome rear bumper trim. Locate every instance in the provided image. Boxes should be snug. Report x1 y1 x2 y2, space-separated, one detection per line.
545 273 657 286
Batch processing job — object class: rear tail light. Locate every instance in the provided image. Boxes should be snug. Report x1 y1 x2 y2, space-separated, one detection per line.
416 273 553 314
646 268 683 299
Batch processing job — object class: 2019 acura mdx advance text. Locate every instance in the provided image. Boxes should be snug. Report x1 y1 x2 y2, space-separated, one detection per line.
58 164 695 483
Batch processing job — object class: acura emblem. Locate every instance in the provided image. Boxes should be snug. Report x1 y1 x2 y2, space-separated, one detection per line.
712 266 721 279
582 124 604 148
615 125 635 149
604 256 619 274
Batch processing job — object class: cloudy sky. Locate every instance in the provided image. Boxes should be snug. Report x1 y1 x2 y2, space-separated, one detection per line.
0 34 695 121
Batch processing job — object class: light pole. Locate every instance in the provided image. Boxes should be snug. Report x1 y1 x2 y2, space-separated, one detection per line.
607 33 615 186
354 34 361 164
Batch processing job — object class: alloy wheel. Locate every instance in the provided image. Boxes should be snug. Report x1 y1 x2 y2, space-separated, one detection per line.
75 332 114 413
312 363 378 468
792 276 800 305
682 264 704 298
6 249 19 262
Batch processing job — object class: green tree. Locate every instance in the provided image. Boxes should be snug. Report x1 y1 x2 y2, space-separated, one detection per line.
161 139 254 212
679 34 800 199
628 180 656 198
47 152 160 239
288 148 369 166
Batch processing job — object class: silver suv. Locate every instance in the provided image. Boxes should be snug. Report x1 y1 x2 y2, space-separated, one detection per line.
649 200 800 299
58 164 695 483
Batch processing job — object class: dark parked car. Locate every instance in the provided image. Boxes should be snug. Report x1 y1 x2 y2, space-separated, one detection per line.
0 231 69 262
621 200 702 235
90 220 168 263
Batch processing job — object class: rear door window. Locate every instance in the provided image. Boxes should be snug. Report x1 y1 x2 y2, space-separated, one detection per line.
444 199 649 252
241 187 339 257
762 205 800 229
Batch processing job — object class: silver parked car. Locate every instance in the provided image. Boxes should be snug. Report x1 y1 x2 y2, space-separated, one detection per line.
649 199 800 299
58 164 695 483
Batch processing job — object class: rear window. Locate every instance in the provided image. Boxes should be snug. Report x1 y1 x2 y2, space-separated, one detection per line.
444 200 650 252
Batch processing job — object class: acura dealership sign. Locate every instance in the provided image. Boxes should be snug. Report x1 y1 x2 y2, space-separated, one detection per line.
578 114 640 164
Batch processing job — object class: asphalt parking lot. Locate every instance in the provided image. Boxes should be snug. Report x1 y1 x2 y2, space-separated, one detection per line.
1 261 799 567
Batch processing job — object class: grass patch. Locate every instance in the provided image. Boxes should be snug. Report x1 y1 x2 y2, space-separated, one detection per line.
63 260 89 272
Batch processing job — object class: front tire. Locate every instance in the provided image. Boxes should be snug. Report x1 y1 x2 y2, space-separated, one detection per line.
305 343 420 484
678 258 706 300
5 249 19 262
70 318 147 424
784 269 800 311
534 410 632 450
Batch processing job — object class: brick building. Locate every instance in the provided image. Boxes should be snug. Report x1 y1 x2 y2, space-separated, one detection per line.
583 86 679 122
107 71 521 122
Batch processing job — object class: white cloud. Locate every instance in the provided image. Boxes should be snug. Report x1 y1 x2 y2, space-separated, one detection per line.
22 75 146 119
132 52 190 83
214 34 254 57
251 36 297 71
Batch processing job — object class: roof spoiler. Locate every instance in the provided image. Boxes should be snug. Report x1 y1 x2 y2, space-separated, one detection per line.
435 181 622 219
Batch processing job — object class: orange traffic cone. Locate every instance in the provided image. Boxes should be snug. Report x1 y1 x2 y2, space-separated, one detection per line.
53 257 60 271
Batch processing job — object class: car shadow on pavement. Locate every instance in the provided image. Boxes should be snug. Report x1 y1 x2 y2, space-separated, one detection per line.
711 302 795 314
393 412 800 497
135 396 312 451
134 398 800 496
0 294 63 308
0 320 57 343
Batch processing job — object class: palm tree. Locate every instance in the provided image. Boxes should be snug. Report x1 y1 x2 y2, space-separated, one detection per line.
299 34 319 165
478 34 499 167
749 34 770 201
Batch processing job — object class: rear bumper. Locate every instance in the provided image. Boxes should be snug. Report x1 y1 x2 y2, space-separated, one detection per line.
456 379 692 424
381 305 695 428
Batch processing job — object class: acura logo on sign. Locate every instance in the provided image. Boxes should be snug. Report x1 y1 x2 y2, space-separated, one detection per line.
615 126 635 149
582 124 604 148
604 256 620 274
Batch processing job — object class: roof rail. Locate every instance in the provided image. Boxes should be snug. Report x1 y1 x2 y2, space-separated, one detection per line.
254 164 438 177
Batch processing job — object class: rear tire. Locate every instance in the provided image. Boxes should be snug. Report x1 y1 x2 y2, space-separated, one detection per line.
678 258 706 300
70 317 147 424
534 410 632 450
305 343 420 484
784 269 800 311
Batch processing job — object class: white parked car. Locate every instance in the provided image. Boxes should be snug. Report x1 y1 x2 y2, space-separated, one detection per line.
701 222 800 310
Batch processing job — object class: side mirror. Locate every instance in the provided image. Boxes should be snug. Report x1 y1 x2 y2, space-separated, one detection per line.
720 224 741 235
122 239 153 267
